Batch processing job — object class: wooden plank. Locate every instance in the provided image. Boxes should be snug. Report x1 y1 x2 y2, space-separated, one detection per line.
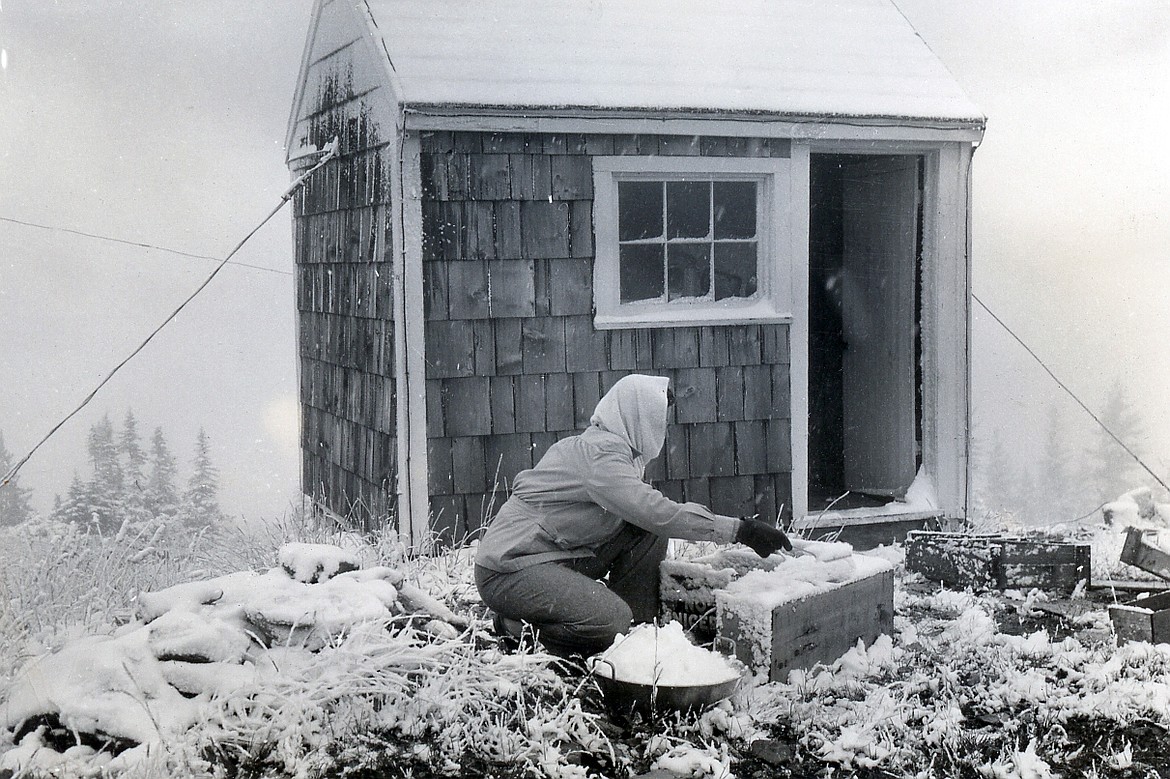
766 418 792 472
584 134 615 156
493 317 524 374
710 476 755 517
752 474 778 521
451 436 487 495
905 532 1002 591
672 367 717 425
424 320 475 379
427 437 454 495
684 477 711 507
659 135 702 156
742 365 773 420
429 494 466 548
699 328 730 367
521 201 570 259
552 155 593 200
451 132 482 152
700 136 731 157
608 329 639 371
494 201 523 259
420 130 454 154
469 153 512 200
489 376 517 434
762 324 790 364
445 262 490 320
996 539 1092 594
531 432 560 463
443 376 492 437
771 364 792 419
545 373 576 431
438 201 465 260
522 318 567 374
530 155 553 201
487 260 537 318
736 420 768 475
445 152 470 200
716 366 745 421
665 425 690 480
484 434 535 485
573 371 602 429
569 200 593 259
1120 527 1170 580
565 315 609 372
463 492 492 539
548 258 593 316
508 154 536 200
473 320 496 376
1109 591 1170 644
516 375 546 433
728 325 763 365
687 422 734 478
464 202 496 261
532 258 552 317
653 328 701 369
422 152 448 200
483 133 529 154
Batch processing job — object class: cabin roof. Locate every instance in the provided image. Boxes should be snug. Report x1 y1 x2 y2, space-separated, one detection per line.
360 0 984 125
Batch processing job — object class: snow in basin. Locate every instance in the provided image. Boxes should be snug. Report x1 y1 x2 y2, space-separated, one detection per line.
594 621 740 687
278 542 361 583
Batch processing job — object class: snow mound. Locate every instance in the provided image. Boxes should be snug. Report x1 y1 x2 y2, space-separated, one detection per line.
278 542 362 583
594 621 741 687
1 545 470 775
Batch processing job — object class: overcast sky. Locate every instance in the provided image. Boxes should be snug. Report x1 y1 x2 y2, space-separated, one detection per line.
1 1 1167 520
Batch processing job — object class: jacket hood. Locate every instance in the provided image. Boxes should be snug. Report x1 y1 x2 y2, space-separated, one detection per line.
589 374 670 475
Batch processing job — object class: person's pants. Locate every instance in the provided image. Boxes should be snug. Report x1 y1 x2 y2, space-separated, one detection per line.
474 523 669 656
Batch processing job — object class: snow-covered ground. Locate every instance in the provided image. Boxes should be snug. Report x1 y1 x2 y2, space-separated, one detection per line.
3 489 1170 778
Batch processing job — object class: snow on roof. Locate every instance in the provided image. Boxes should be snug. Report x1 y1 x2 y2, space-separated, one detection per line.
361 0 984 124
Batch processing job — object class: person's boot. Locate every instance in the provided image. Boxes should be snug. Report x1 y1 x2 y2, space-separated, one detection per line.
491 612 525 651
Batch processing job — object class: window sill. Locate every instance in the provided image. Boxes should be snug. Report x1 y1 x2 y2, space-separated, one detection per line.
593 299 792 330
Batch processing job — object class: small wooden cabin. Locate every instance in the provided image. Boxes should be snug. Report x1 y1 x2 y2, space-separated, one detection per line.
285 0 985 548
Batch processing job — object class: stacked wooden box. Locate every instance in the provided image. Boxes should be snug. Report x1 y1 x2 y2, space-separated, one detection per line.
1110 527 1170 644
904 531 1090 594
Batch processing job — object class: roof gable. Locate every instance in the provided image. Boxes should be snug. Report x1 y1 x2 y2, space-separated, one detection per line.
360 0 983 124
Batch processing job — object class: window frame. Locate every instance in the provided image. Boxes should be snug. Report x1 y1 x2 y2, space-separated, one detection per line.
592 155 796 330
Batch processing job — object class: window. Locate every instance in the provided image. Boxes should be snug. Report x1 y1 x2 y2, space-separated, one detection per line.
593 156 795 329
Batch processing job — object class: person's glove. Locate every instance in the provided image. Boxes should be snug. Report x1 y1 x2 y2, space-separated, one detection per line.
735 518 793 558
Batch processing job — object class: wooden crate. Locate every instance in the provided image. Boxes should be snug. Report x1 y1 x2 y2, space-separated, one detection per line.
717 569 895 682
659 551 779 639
1119 527 1170 580
905 531 1090 594
1109 592 1170 645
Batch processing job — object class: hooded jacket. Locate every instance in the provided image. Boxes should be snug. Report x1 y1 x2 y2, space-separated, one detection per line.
476 374 740 573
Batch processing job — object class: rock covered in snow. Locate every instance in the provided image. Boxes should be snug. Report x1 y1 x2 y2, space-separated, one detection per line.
278 542 362 583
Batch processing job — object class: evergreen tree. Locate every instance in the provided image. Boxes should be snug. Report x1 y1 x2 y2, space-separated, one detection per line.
52 472 96 526
0 431 35 526
119 410 151 525
181 428 224 527
982 431 1027 520
146 426 180 522
86 414 124 532
1036 404 1089 524
1087 379 1147 502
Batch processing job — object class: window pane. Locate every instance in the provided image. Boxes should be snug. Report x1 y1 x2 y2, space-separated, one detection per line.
666 181 710 239
620 243 665 302
713 181 757 239
714 242 757 300
667 244 711 300
618 181 663 240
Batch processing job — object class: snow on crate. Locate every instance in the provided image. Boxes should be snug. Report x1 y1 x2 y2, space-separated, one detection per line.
717 546 895 681
0 543 468 776
592 621 740 687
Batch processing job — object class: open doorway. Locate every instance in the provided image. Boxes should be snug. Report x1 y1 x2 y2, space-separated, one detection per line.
808 154 923 511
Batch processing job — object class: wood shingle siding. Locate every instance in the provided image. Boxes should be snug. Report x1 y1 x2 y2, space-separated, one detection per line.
419 131 794 539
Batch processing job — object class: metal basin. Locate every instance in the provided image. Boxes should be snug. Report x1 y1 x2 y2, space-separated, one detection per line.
590 658 742 712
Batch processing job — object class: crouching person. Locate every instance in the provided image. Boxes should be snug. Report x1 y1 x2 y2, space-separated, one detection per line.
474 373 791 657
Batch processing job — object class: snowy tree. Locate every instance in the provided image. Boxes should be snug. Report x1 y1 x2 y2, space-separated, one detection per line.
1035 404 1092 523
0 431 35 526
980 431 1028 520
52 472 97 527
120 410 151 525
1086 380 1147 502
181 429 225 528
145 426 180 522
82 415 126 532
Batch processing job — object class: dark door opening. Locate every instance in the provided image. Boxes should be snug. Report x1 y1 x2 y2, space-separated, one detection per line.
808 154 923 511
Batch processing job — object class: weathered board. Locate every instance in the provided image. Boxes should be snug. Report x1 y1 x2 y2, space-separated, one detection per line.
1119 527 1170 581
1109 592 1170 645
905 531 1091 594
718 569 895 682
